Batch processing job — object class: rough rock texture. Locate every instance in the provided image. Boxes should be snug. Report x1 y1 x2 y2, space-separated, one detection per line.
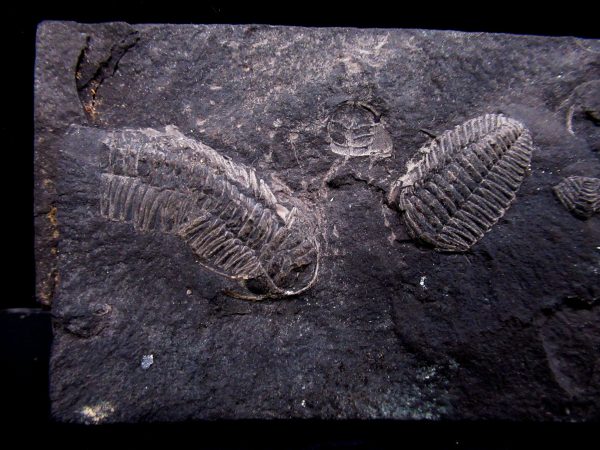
35 21 600 423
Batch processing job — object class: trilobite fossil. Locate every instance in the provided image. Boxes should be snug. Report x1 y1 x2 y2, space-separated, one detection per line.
326 101 392 157
553 176 600 219
100 126 320 300
388 113 534 252
563 80 600 152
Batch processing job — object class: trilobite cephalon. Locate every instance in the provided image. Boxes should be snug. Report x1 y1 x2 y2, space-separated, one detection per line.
388 114 534 252
565 80 600 152
100 126 320 300
553 176 600 219
326 101 392 157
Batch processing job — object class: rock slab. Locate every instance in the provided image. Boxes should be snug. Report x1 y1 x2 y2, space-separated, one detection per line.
34 21 600 423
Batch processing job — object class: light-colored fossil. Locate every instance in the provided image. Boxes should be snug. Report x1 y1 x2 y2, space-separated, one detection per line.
553 176 600 219
100 126 320 300
326 101 392 157
388 114 534 252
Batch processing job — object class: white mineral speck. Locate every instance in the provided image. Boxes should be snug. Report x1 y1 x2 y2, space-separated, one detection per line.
186 289 192 296
141 354 154 370
80 401 115 424
301 400 306 407
420 276 427 289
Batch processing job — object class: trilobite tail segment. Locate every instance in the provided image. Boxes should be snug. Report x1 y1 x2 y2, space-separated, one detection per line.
99 126 319 300
389 114 533 252
553 176 600 219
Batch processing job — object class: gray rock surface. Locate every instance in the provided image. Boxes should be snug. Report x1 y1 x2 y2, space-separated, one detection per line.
35 21 600 422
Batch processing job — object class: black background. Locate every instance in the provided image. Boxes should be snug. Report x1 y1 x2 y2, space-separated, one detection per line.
1 1 598 447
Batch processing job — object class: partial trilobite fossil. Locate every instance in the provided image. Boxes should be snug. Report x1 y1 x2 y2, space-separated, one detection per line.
326 101 392 157
553 176 600 219
562 80 600 152
100 126 320 300
564 80 600 130
388 114 534 252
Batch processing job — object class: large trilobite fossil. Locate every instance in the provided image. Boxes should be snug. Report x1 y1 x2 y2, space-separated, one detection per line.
388 114 534 252
553 176 600 219
100 126 320 300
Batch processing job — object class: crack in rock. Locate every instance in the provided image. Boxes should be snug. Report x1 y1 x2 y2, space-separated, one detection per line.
76 31 140 120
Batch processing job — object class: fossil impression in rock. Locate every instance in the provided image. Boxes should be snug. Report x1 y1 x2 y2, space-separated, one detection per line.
100 126 320 300
553 176 600 219
388 114 534 252
326 101 392 157
563 79 600 133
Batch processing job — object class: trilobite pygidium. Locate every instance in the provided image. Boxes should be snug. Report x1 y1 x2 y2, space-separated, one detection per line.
326 101 392 157
100 126 320 300
388 114 534 252
553 176 600 219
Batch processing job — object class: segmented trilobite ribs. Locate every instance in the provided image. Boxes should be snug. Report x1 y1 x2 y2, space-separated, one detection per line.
553 176 600 219
389 114 533 252
100 126 319 299
326 101 392 157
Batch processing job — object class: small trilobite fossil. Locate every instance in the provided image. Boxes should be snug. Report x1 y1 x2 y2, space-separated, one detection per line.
564 80 600 130
326 101 392 157
553 176 600 219
563 80 600 152
388 113 534 252
100 126 320 300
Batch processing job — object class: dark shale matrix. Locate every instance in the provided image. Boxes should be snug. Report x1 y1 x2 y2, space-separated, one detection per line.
34 22 600 422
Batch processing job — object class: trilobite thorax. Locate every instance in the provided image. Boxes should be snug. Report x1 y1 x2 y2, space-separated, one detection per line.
553 176 600 219
326 101 392 157
100 126 320 300
388 114 534 252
